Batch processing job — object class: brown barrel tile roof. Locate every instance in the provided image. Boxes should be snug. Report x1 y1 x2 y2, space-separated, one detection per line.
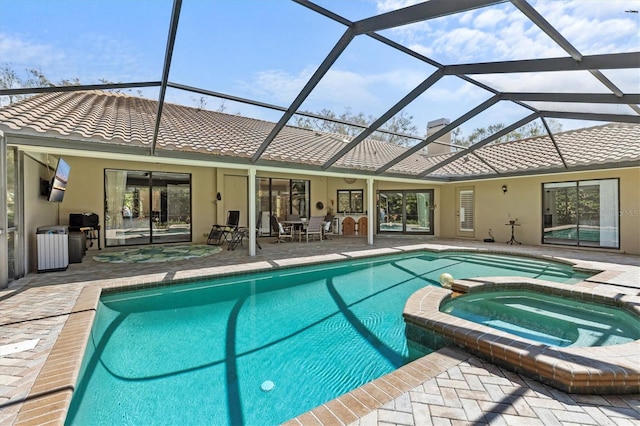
0 90 638 179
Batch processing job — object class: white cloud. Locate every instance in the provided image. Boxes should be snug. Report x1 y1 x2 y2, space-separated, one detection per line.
431 27 501 62
0 33 65 68
458 10 475 25
407 42 433 58
239 66 434 114
0 32 156 85
237 68 311 105
473 8 508 28
475 70 611 93
528 0 640 54
375 1 638 64
375 0 422 14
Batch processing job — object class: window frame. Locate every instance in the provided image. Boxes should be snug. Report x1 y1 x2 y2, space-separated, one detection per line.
541 178 619 249
336 189 363 214
104 168 192 247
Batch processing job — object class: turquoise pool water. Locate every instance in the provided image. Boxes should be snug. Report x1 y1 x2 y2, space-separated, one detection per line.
66 252 589 425
440 290 640 347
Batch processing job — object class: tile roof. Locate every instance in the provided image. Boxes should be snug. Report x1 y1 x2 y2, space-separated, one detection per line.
0 91 638 180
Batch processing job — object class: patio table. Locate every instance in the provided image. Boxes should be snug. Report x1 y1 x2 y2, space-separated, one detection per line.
282 220 305 242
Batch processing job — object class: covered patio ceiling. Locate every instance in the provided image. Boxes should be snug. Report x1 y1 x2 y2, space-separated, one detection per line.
1 0 638 181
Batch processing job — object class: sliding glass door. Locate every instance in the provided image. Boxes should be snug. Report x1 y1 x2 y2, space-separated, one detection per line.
1 146 20 287
378 190 434 234
542 179 619 248
255 177 310 236
105 169 191 247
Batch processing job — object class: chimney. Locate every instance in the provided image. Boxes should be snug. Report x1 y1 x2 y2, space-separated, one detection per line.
425 118 451 155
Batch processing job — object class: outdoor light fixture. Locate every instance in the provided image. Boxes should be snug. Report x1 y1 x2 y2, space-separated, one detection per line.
502 185 508 194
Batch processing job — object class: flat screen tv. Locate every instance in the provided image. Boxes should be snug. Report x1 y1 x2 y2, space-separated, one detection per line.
48 158 70 202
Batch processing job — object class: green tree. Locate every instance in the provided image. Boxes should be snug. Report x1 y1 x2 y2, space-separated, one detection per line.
0 63 144 107
452 120 563 147
0 63 26 106
294 108 418 147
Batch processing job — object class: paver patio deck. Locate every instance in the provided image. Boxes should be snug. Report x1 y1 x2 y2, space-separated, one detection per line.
1 235 639 425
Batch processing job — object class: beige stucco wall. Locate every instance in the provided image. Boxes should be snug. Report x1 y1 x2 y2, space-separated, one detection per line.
440 167 640 254
60 156 217 246
18 145 639 275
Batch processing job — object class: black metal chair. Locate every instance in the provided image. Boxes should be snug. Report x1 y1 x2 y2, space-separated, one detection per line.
228 213 263 251
207 210 240 245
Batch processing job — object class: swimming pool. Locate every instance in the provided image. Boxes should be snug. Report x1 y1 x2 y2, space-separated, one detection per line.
66 252 589 425
440 290 640 347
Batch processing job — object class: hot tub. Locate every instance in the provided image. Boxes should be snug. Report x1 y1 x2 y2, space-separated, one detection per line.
439 290 640 348
403 277 640 394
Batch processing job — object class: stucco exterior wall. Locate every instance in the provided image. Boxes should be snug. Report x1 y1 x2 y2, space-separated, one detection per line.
17 146 639 276
60 156 216 245
439 168 639 255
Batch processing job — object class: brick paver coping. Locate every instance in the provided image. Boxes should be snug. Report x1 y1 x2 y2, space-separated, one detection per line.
11 245 638 425
13 286 101 425
403 277 640 395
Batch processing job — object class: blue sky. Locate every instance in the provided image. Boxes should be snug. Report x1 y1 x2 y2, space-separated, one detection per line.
1 0 638 137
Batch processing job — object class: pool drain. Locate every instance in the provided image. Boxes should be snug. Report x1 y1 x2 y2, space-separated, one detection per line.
261 380 275 392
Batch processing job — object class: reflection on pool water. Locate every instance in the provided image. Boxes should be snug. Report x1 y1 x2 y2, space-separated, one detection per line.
544 225 600 242
440 290 640 347
66 252 589 425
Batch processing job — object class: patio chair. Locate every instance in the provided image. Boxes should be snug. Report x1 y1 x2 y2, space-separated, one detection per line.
323 214 334 240
228 213 263 251
270 215 294 243
207 210 240 245
303 215 324 243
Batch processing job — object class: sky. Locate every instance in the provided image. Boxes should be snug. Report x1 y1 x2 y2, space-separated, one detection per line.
1 0 638 138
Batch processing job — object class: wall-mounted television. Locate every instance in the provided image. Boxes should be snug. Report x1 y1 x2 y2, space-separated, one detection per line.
48 157 70 202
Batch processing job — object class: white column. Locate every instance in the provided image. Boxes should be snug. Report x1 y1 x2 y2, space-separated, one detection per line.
367 178 374 245
248 167 257 256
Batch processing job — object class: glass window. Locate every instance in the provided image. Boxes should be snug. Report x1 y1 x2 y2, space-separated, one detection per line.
256 178 271 235
271 178 290 221
254 177 310 236
6 147 17 282
7 148 15 229
542 179 619 248
291 180 310 218
337 189 363 214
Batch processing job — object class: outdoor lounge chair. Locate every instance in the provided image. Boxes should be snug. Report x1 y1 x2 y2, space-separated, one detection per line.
270 215 294 243
207 210 240 245
303 215 324 242
228 213 263 251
